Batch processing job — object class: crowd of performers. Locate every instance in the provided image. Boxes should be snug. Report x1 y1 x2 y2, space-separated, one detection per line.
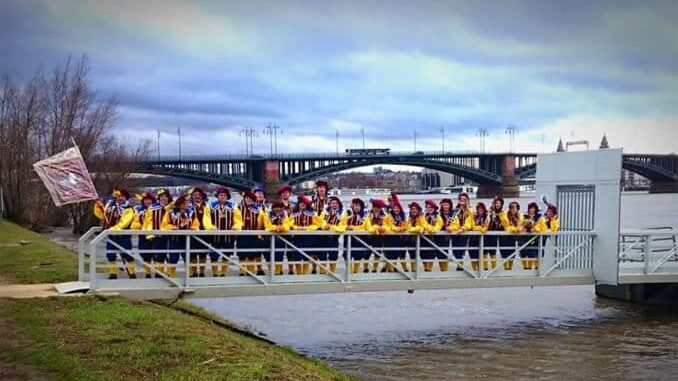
93 180 560 280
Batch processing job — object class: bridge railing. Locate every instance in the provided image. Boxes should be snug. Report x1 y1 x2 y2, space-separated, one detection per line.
619 228 678 281
81 229 598 296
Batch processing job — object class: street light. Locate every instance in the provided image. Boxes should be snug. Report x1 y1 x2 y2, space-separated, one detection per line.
505 124 519 152
335 129 340 155
240 126 258 155
263 124 282 156
476 128 489 153
414 130 418 151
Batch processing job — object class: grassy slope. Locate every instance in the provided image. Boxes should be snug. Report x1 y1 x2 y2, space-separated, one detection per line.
0 297 354 381
0 221 356 381
0 221 77 284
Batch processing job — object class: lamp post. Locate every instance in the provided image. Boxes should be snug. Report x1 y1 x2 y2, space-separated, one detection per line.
505 124 519 152
476 128 489 153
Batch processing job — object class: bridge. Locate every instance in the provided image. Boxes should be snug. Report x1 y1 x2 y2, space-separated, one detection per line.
135 151 678 197
71 150 677 305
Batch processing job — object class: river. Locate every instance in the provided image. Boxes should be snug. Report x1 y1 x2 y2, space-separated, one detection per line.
192 193 678 380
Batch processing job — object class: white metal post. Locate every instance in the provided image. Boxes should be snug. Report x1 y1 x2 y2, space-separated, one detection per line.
270 235 276 283
345 235 351 282
415 235 421 279
185 235 191 285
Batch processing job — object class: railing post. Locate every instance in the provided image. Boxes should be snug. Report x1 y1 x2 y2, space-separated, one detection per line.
478 234 484 278
415 235 420 279
348 234 353 282
537 235 543 276
78 237 86 282
643 235 650 275
185 235 191 285
89 240 97 292
270 235 276 283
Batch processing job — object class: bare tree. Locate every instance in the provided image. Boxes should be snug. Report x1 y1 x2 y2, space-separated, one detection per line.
0 55 150 232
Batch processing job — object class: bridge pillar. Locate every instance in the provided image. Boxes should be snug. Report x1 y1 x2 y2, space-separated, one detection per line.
595 283 678 308
477 155 519 198
649 181 678 194
263 160 281 200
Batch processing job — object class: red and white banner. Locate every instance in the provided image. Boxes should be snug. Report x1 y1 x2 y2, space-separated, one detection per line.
33 146 98 206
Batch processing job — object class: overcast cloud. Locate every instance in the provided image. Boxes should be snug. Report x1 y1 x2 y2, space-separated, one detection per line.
2 0 677 155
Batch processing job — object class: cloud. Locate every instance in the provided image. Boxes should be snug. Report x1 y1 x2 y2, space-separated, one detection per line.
1 0 677 155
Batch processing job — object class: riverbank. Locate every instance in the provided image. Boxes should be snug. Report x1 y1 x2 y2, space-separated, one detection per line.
0 221 356 381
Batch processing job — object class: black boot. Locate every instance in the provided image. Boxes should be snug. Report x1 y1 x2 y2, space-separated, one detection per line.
108 274 118 280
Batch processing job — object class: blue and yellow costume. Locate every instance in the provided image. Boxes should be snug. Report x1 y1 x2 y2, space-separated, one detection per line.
93 188 135 279
143 188 173 277
160 195 199 278
132 192 156 278
364 199 393 273
236 191 265 276
263 201 293 275
188 187 214 277
319 196 347 274
345 198 368 273
210 187 242 277
290 195 321 275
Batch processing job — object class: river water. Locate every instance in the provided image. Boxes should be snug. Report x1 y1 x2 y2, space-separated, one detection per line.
190 193 677 380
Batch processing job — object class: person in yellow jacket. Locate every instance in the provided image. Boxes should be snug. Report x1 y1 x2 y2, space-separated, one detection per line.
132 192 156 278
383 201 406 273
93 188 135 279
521 201 546 270
365 199 393 273
486 196 508 270
264 200 293 275
289 195 321 275
502 201 524 270
210 187 243 277
405 201 428 272
450 193 474 271
346 198 368 273
319 196 347 274
239 190 267 276
160 194 200 278
143 188 173 277
422 199 444 272
469 202 492 271
188 187 214 277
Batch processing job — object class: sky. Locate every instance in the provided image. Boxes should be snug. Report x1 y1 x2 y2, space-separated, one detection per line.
1 0 677 156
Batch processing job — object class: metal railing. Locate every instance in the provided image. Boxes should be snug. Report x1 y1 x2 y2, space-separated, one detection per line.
619 228 678 279
81 228 598 297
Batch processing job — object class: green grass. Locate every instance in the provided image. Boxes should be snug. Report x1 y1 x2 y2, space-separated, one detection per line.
0 297 356 381
0 221 78 284
0 221 356 381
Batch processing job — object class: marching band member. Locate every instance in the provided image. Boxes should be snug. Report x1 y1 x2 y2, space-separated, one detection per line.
188 187 214 277
93 188 135 279
312 180 330 212
365 199 393 273
405 202 428 272
319 196 347 274
144 188 173 277
540 203 560 262
210 187 242 277
451 193 474 271
263 200 292 275
487 196 510 270
160 194 199 278
521 201 544 270
503 201 524 270
311 180 330 274
238 191 266 276
346 198 368 273
252 186 269 274
290 195 321 275
469 202 491 271
277 185 296 215
438 198 455 270
423 199 443 272
253 186 269 213
277 185 296 274
383 200 406 273
132 192 156 278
